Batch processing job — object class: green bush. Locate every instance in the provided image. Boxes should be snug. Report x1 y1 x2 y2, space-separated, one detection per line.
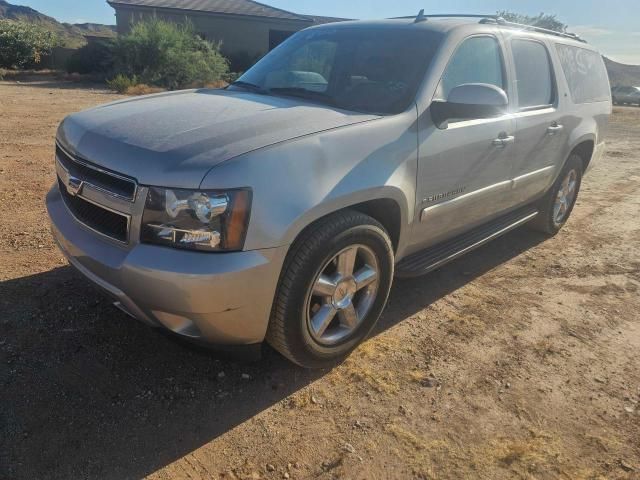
107 74 138 93
66 39 115 74
0 19 58 69
111 19 229 90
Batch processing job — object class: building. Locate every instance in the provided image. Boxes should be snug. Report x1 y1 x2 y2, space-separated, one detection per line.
107 0 348 68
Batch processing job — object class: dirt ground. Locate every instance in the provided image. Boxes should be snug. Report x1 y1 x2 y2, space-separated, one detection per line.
1 77 639 480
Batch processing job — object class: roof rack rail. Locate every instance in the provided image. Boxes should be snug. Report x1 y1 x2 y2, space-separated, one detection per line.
480 16 586 43
396 12 586 43
395 12 497 21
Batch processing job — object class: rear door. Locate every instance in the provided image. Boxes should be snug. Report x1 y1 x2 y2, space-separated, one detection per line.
413 34 516 249
506 36 568 205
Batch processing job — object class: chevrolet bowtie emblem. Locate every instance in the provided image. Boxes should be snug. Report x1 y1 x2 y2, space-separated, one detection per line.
66 175 84 197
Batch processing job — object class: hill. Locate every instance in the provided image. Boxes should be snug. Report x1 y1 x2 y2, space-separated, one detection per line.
0 0 115 48
605 57 640 87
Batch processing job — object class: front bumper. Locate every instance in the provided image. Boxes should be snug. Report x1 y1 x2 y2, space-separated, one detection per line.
46 185 287 346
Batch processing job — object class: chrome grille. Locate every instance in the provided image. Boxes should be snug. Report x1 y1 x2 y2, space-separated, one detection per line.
58 179 130 242
56 144 137 202
55 144 136 243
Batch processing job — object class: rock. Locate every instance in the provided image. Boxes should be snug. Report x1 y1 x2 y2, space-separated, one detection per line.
283 473 290 479
624 406 635 413
421 377 438 388
218 371 225 379
398 405 409 416
620 460 635 472
241 373 251 380
311 395 320 405
343 442 356 454
266 463 276 472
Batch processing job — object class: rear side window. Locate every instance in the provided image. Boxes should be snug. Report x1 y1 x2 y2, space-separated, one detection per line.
555 44 610 103
437 36 505 99
512 39 554 109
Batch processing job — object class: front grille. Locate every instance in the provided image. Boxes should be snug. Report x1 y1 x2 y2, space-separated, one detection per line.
58 178 129 243
56 144 137 201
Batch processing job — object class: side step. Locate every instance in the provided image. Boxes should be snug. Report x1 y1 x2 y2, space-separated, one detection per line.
396 206 539 278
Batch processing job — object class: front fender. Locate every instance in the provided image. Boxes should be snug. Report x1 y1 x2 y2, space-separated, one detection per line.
200 108 418 252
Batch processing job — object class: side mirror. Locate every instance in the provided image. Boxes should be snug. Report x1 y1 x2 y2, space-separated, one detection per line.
431 83 508 129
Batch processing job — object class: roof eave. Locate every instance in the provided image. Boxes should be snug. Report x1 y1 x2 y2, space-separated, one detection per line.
106 0 313 23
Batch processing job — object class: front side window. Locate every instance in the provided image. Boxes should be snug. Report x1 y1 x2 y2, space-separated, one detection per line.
234 28 443 115
512 39 555 109
436 36 505 100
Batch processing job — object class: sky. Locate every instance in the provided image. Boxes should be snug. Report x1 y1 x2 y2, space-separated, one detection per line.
10 0 640 64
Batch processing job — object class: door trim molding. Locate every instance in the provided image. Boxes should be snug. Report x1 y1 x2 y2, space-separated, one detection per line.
420 165 555 223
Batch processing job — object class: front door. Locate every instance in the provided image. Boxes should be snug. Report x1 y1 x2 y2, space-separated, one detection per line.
413 34 516 249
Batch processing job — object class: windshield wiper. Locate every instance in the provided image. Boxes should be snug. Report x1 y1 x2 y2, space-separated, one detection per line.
269 87 335 105
229 81 268 94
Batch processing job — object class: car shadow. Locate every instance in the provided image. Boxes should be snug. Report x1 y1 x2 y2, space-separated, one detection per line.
1 226 547 479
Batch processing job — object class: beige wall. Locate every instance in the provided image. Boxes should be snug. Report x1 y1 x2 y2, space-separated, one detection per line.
114 7 309 58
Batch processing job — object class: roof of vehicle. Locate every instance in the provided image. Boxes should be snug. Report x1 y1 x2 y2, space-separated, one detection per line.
309 14 593 49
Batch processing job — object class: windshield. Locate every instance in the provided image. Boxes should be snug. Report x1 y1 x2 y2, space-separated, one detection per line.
231 26 443 115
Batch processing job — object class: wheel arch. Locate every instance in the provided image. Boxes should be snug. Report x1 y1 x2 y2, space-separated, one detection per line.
281 188 410 257
558 133 596 173
569 138 596 172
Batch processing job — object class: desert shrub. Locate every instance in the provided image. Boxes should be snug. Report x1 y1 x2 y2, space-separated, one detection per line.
123 83 164 95
111 19 229 90
107 74 138 93
66 39 115 74
0 19 58 69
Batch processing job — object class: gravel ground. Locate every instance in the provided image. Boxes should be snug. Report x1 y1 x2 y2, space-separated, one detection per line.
1 77 639 480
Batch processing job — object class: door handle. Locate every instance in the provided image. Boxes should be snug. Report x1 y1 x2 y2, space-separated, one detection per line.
492 135 515 147
547 123 564 135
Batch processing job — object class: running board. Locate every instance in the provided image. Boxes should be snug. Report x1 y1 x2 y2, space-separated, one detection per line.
396 207 539 278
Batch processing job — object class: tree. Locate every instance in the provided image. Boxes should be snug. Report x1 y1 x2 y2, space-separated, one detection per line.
497 11 568 33
110 19 229 90
0 19 58 69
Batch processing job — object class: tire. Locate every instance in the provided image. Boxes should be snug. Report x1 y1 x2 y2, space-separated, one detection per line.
266 210 394 368
529 154 583 235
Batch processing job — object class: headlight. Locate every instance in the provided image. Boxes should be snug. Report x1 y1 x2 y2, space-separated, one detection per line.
141 187 252 252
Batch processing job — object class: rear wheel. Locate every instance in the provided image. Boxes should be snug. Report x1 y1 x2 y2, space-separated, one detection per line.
267 210 394 368
529 154 583 235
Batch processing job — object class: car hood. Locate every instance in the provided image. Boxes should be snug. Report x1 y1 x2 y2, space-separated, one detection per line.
57 89 379 188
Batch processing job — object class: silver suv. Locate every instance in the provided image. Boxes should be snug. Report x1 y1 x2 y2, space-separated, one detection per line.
47 14 611 367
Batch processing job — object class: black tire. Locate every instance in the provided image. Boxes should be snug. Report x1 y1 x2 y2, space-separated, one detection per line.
266 210 394 368
529 154 583 235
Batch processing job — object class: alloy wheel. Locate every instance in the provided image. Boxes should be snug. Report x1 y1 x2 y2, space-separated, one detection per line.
553 169 578 225
305 244 379 346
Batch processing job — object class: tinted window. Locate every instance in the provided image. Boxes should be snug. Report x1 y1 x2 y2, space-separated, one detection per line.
235 28 443 115
512 39 554 108
555 44 610 103
436 36 505 99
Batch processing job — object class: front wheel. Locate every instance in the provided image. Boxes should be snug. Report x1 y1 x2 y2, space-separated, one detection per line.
266 210 394 368
529 154 583 235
